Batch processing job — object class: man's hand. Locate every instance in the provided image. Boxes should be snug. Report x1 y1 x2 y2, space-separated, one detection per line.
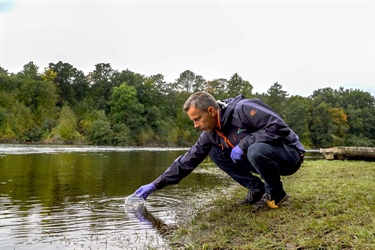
230 145 243 163
134 183 157 200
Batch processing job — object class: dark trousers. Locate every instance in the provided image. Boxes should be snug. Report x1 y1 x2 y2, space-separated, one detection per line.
208 142 303 195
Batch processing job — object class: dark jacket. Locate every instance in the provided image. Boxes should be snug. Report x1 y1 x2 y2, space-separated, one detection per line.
153 95 305 189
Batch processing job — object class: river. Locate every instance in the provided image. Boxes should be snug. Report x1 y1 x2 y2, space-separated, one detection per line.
0 144 321 249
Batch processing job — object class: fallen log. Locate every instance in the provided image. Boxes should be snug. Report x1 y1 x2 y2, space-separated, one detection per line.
320 147 375 161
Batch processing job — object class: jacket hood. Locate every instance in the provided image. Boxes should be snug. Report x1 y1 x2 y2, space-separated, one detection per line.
217 95 245 130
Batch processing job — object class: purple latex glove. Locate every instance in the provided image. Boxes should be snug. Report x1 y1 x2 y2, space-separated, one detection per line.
230 145 243 163
134 183 157 200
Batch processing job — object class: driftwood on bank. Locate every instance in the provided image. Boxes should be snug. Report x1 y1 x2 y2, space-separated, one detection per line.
320 147 375 161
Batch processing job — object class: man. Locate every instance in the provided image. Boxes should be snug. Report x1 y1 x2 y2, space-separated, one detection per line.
134 91 305 209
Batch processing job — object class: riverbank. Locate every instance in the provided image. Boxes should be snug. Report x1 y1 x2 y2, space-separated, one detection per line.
169 160 375 249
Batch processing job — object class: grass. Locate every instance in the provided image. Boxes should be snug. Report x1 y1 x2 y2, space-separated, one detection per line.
169 160 375 249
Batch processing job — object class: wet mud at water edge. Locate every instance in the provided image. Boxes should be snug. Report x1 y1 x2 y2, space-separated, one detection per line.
0 144 234 249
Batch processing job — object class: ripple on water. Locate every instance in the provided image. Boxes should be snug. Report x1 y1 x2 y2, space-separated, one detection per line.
0 189 221 249
0 195 173 249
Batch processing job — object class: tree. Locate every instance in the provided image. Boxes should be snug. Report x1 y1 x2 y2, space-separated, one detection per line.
310 102 332 148
174 70 206 93
86 110 113 145
327 107 349 146
0 91 34 142
0 66 9 75
206 78 227 98
112 69 144 88
265 82 288 118
175 70 195 93
18 61 40 80
310 87 339 107
284 96 312 147
108 82 145 142
40 67 57 82
311 87 375 146
18 78 58 124
48 61 90 106
72 70 90 103
149 74 170 95
338 88 375 145
87 63 116 111
0 68 21 92
193 75 206 93
226 73 253 98
309 102 349 148
46 105 84 144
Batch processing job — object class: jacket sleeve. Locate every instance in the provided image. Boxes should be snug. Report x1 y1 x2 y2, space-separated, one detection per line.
236 99 291 151
153 132 213 190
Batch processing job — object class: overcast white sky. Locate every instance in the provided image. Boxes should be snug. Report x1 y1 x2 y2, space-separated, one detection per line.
0 0 374 97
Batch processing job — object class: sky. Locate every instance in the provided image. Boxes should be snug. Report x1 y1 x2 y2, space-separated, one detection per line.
0 0 374 97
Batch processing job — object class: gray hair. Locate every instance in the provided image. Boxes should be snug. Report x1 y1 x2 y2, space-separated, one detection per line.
183 91 220 112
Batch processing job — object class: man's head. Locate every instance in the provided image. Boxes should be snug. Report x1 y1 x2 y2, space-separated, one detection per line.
183 91 220 132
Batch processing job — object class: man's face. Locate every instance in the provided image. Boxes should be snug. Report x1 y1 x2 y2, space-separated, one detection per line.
187 106 217 132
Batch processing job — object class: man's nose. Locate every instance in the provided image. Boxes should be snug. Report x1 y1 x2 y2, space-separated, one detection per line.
194 121 199 128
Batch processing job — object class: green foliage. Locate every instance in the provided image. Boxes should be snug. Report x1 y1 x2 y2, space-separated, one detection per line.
76 101 104 135
309 88 375 147
18 78 58 124
284 95 312 147
345 134 374 147
112 123 134 145
226 73 253 98
175 70 206 93
328 107 349 145
311 87 339 107
18 61 40 80
176 128 200 146
154 117 178 145
87 63 116 111
265 82 289 118
0 90 35 142
48 61 90 106
86 120 113 145
310 102 333 148
0 62 374 148
46 105 84 144
340 89 375 144
81 110 112 144
137 126 155 145
0 70 22 92
206 78 227 98
108 82 145 132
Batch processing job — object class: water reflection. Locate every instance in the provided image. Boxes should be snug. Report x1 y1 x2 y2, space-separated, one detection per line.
0 145 227 249
0 145 322 249
128 206 177 238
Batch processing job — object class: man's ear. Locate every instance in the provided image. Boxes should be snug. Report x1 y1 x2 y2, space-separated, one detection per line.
207 106 216 116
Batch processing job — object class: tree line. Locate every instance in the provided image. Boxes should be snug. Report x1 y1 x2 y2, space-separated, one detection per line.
1 61 374 149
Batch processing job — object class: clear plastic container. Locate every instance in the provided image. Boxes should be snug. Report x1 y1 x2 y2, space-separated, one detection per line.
124 194 145 210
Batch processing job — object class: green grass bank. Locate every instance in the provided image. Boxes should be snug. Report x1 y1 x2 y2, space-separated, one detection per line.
169 160 375 249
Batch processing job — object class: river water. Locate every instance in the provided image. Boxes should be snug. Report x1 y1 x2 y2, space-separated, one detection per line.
0 144 234 249
0 144 321 249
